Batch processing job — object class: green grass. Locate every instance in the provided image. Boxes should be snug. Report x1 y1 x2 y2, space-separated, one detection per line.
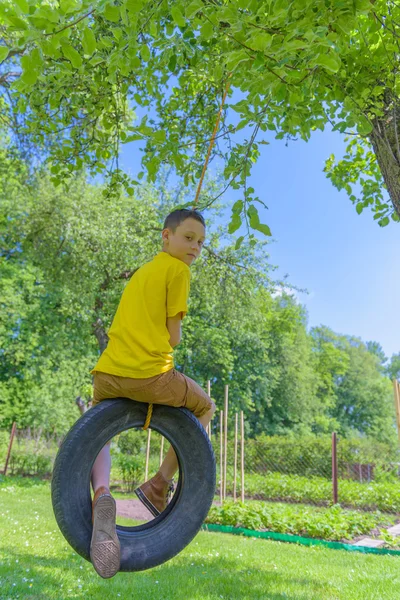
1 476 400 599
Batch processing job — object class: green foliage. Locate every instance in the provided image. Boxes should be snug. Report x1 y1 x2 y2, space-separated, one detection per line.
113 453 143 492
0 157 397 441
324 136 393 226
1 0 399 230
311 327 397 444
206 501 394 542
387 353 400 382
241 472 400 513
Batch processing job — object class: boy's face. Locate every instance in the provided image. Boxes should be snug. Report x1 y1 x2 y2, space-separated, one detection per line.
162 217 206 266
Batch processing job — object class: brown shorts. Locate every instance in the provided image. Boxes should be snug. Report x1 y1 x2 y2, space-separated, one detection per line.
92 369 213 419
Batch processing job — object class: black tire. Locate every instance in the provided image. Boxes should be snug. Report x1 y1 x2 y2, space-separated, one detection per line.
51 399 216 572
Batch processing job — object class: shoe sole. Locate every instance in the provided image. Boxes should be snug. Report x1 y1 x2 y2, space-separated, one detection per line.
90 494 120 579
134 487 161 518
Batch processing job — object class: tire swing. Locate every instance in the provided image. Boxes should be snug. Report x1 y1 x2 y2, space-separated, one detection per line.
52 400 215 571
51 73 232 572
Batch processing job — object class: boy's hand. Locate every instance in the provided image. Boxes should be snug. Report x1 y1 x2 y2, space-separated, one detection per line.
167 313 182 347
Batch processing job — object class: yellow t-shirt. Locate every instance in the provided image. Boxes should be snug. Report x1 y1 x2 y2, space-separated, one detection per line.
91 251 190 378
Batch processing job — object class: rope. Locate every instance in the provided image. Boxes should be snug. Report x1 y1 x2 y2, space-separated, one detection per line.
192 72 233 209
142 403 153 430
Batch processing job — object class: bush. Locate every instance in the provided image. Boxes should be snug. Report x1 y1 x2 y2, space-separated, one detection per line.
232 472 400 513
7 451 53 476
206 501 395 542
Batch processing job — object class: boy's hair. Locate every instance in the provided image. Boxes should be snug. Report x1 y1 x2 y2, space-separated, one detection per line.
163 209 206 232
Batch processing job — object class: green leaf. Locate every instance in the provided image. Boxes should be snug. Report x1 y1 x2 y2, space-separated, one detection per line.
378 216 389 227
247 204 259 223
228 213 242 234
60 0 80 14
199 21 213 40
0 47 9 62
248 32 272 52
141 44 150 61
232 200 243 214
235 235 244 250
89 56 105 66
104 4 120 22
153 129 166 143
168 53 177 71
61 44 83 68
356 116 373 136
21 69 39 85
82 27 96 55
171 6 186 27
185 0 203 19
253 222 272 236
15 0 29 12
356 203 364 215
314 54 341 73
39 39 58 58
8 16 28 30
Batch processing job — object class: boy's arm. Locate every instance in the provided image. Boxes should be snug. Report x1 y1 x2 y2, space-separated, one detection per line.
167 312 182 347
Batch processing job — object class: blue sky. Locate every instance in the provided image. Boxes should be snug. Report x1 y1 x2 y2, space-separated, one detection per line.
118 91 400 361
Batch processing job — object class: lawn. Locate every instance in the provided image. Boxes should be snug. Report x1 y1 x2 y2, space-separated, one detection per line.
1 476 400 600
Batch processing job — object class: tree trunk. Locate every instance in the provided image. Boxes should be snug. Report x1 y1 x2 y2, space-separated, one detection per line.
369 93 400 218
92 315 109 354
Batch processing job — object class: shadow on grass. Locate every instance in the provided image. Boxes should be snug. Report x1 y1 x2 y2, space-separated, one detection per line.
0 544 330 600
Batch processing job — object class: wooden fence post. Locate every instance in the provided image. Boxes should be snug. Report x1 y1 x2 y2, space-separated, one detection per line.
159 436 164 467
3 422 17 476
233 413 238 501
393 380 400 443
240 411 245 502
332 432 338 504
220 409 224 504
223 385 228 501
145 428 151 482
207 380 212 441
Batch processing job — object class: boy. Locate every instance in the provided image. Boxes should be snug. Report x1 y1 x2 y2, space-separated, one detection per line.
89 208 216 578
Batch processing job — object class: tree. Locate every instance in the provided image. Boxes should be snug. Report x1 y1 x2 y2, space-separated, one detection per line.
0 153 327 436
1 0 399 234
387 353 400 382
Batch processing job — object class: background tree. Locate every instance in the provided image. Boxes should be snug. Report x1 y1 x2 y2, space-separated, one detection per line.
387 353 400 382
0 147 397 440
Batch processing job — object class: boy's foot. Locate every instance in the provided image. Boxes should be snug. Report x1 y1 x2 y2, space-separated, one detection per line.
90 486 120 579
134 471 175 517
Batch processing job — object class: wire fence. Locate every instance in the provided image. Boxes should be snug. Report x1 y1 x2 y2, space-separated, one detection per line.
2 380 400 515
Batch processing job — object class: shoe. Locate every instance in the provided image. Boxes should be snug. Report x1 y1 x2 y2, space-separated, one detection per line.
90 486 121 579
134 471 175 517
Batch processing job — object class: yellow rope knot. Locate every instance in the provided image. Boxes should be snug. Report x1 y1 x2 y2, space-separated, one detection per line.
142 403 153 430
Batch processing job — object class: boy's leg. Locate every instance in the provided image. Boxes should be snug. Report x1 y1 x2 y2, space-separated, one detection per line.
159 403 215 481
89 378 120 578
91 441 111 492
135 373 216 517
